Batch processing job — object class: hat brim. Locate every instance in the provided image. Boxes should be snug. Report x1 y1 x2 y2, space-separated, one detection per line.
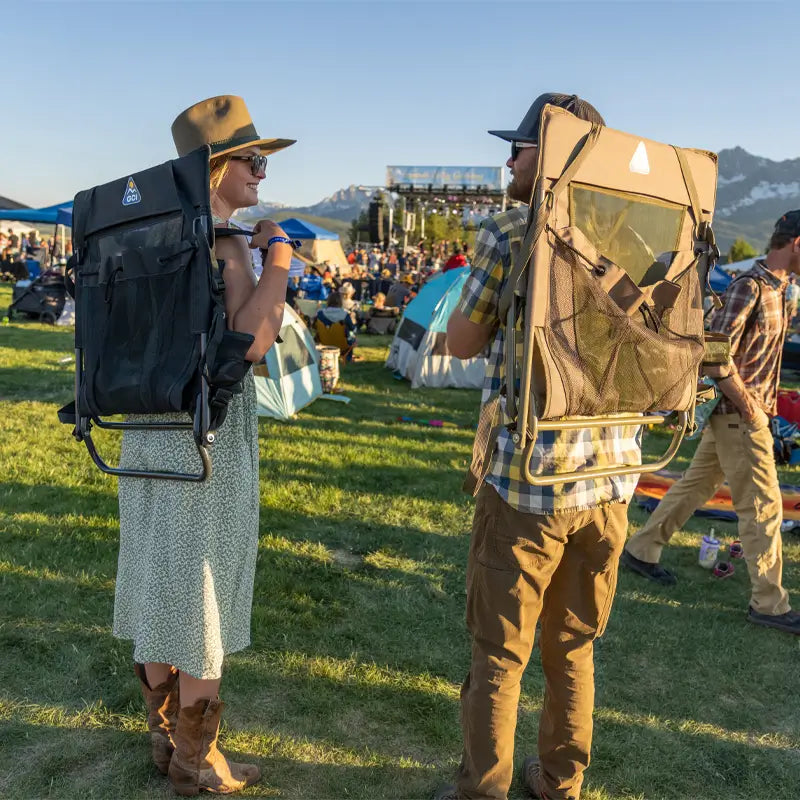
488 129 537 144
211 136 296 159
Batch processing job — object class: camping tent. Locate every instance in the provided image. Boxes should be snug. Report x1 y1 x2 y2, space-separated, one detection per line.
279 217 349 273
253 304 323 419
725 256 759 273
385 268 487 389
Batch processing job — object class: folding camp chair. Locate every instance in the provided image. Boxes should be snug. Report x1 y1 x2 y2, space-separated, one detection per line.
314 318 354 362
475 105 719 488
58 146 255 482
365 307 399 335
295 297 322 326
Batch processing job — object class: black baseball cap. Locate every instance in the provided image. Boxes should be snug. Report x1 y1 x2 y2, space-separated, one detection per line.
774 210 800 238
488 92 604 145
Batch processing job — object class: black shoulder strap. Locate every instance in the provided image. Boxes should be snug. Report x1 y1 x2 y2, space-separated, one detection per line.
214 227 252 240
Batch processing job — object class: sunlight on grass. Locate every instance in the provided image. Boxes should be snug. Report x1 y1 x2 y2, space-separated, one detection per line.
0 697 140 733
0 559 114 590
594 706 799 751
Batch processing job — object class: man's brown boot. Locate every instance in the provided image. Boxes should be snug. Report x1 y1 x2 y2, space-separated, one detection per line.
134 663 180 774
168 698 260 796
522 757 577 800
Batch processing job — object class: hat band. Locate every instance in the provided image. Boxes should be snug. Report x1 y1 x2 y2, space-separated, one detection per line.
209 133 262 155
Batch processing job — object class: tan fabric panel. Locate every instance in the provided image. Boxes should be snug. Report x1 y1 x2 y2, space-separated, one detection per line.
538 106 717 215
297 239 351 273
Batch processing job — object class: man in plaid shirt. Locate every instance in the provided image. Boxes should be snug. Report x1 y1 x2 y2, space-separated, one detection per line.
624 211 800 636
435 94 637 800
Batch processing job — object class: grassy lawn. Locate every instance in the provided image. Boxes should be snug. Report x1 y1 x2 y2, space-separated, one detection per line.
1 282 799 800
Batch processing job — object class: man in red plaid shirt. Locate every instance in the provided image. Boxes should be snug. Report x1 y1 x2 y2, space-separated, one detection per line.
623 210 800 635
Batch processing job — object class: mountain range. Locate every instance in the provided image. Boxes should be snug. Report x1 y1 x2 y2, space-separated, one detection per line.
713 147 800 255
234 184 377 240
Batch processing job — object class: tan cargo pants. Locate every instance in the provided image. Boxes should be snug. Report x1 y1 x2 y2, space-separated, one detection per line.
626 413 790 616
457 484 629 800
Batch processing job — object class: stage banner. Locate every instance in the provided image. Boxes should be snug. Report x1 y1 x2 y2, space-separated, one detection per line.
386 166 504 191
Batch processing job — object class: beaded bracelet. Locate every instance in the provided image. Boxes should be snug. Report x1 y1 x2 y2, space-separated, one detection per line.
266 236 300 250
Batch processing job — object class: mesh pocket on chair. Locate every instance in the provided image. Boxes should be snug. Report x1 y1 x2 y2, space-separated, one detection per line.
541 238 704 417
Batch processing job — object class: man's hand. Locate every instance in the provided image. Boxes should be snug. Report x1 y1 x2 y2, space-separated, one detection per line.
742 406 770 431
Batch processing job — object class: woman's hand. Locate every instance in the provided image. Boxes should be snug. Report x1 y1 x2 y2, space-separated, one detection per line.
249 220 288 250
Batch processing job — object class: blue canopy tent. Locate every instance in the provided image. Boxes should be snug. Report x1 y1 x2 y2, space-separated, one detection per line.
278 217 349 269
0 202 73 225
708 263 733 294
56 207 73 227
278 218 339 240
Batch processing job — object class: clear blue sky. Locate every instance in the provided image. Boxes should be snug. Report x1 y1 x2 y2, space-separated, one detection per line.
3 0 795 209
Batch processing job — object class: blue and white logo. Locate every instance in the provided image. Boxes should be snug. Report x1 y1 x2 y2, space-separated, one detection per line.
122 177 141 206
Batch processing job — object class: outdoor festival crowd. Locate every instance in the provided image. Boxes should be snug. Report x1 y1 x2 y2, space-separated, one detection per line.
21 91 800 800
0 227 70 278
286 240 472 354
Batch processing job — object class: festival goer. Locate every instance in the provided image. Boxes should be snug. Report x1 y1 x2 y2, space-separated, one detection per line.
114 94 294 795
387 248 399 275
368 247 381 272
316 290 358 359
372 291 386 310
385 273 414 307
438 93 633 800
443 245 467 272
623 210 800 635
340 281 359 312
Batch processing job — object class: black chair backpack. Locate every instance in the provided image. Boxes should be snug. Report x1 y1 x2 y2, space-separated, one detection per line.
58 146 255 481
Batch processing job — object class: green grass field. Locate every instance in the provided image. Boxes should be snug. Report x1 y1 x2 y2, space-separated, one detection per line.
2 283 799 800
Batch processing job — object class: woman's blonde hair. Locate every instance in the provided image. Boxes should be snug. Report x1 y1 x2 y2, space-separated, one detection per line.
209 155 232 192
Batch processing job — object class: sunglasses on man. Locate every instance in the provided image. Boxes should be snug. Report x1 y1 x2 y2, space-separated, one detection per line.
511 141 537 161
229 153 268 176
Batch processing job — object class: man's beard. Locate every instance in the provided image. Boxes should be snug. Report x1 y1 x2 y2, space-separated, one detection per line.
507 175 534 204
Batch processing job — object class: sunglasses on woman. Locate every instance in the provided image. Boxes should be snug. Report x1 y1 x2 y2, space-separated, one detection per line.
511 141 537 161
229 153 268 176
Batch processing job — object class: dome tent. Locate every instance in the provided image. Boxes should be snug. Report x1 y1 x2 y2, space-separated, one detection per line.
254 305 323 419
385 268 487 389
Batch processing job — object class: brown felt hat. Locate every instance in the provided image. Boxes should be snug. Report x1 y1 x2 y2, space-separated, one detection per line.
171 95 295 158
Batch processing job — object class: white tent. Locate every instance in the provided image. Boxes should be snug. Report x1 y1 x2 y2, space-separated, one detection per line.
385 268 487 389
725 256 759 273
253 305 323 419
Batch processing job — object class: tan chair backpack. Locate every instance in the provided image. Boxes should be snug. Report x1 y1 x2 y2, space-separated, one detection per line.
467 104 720 491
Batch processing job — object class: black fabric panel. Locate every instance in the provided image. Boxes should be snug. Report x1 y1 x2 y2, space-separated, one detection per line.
397 318 425 350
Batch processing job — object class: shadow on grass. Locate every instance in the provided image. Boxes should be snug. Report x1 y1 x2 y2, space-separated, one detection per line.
0 365 73 402
0 713 444 800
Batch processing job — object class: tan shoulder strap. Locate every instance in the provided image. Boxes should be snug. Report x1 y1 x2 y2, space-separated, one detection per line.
498 123 602 321
672 146 705 229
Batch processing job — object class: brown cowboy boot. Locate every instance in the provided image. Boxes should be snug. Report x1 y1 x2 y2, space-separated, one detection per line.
168 698 260 796
134 663 180 774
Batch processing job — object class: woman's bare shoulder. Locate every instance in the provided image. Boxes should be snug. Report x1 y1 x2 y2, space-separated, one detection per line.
214 232 251 265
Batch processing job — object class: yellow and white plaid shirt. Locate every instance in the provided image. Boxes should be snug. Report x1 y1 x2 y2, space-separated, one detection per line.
456 207 642 514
